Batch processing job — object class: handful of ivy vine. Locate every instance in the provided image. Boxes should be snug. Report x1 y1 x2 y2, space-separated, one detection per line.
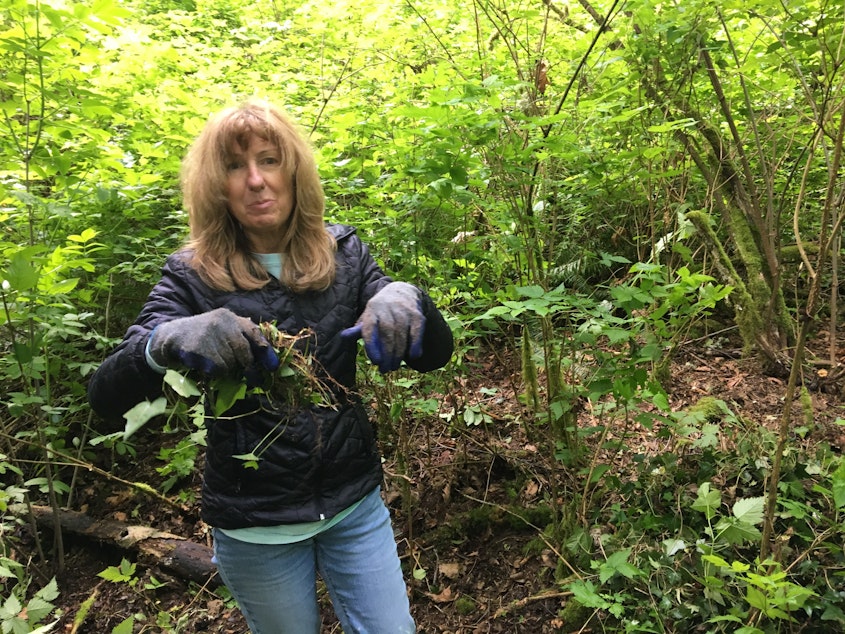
122 323 338 448
187 322 338 418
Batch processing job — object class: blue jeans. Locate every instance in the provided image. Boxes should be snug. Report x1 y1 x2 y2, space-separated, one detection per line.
212 487 415 634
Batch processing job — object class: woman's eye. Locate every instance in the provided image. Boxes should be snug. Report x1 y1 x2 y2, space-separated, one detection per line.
260 156 280 166
227 161 245 171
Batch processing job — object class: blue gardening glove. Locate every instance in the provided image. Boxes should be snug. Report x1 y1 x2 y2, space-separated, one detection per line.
148 308 279 377
341 282 425 373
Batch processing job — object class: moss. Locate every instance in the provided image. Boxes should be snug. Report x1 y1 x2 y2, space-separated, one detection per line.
688 396 727 422
521 330 540 413
559 597 591 629
455 596 476 615
423 501 555 551
799 386 815 429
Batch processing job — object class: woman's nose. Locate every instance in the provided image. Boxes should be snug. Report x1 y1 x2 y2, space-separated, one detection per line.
246 163 265 189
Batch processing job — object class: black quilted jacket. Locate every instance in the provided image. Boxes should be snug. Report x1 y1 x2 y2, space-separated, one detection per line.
88 224 453 528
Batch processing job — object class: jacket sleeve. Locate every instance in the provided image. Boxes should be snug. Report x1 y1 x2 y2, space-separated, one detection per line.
405 290 453 373
87 254 203 425
349 230 454 373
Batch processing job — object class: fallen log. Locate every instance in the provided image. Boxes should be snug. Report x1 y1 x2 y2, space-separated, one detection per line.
29 505 219 587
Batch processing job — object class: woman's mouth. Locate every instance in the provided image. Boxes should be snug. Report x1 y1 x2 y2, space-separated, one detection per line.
249 199 274 210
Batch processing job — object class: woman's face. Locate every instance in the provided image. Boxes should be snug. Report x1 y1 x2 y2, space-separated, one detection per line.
225 134 294 253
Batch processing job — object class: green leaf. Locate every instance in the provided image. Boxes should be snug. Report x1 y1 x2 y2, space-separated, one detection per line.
25 596 55 624
647 118 697 133
730 560 751 573
598 548 641 582
692 482 721 519
715 517 761 545
2 592 22 619
45 277 79 295
701 553 730 569
732 496 765 525
523 298 550 316
3 250 41 291
164 369 201 398
568 580 610 609
97 566 129 583
476 305 513 320
33 577 59 604
662 538 686 557
603 327 631 344
651 391 670 411
211 379 247 417
29 621 60 634
0 561 23 579
67 228 98 243
745 585 768 610
449 165 467 186
123 397 167 439
232 453 260 470
708 614 744 624
110 616 135 634
98 559 135 583
516 285 546 299
831 460 845 509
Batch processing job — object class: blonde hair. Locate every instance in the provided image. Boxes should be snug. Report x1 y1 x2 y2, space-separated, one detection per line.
181 98 336 292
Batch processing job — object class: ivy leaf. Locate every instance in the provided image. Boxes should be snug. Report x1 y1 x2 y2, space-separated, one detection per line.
123 397 167 439
211 379 247 417
232 453 260 470
164 369 201 398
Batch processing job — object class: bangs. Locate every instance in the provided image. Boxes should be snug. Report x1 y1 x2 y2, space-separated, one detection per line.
214 106 297 173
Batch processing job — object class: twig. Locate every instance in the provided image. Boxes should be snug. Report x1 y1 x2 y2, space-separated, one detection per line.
494 588 572 618
0 431 186 511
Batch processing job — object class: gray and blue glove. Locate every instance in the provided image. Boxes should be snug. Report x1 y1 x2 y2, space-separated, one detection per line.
341 282 425 373
147 308 279 377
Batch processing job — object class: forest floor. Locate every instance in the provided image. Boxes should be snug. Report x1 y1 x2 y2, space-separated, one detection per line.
29 332 845 633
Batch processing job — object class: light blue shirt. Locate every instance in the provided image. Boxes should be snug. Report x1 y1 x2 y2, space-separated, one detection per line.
253 252 282 280
219 497 365 544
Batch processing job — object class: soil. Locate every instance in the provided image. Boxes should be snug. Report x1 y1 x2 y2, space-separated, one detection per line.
13 333 845 633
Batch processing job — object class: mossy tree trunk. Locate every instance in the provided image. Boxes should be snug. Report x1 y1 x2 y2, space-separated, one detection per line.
686 209 790 375
622 11 802 376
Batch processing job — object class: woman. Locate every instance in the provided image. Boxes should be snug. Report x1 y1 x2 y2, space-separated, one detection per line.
88 98 453 633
